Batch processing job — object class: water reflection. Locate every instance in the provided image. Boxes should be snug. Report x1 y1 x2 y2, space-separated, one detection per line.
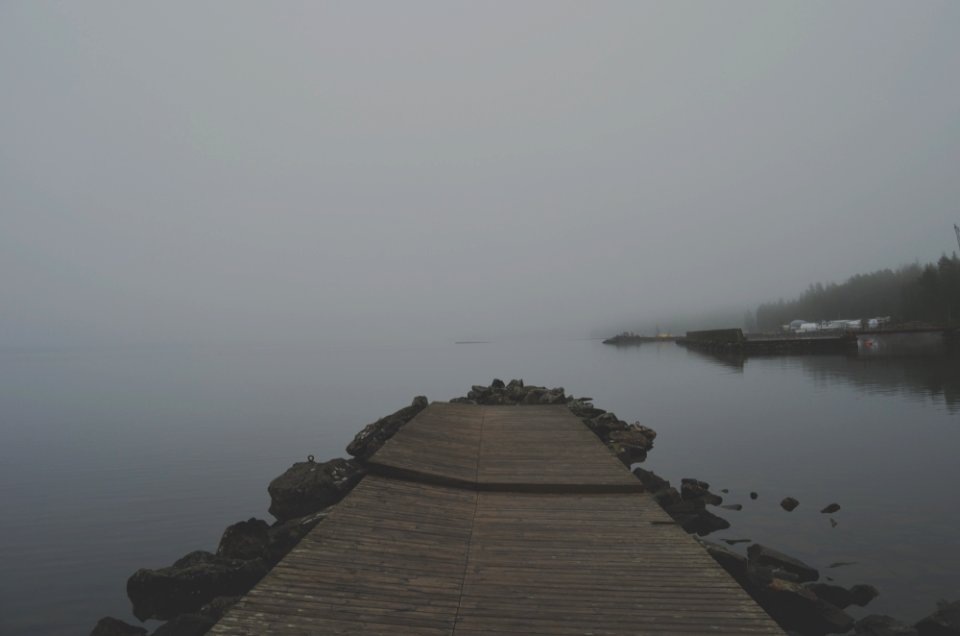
795 353 960 413
685 348 960 412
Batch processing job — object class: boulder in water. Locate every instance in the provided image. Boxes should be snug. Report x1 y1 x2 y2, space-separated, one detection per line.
267 457 365 522
346 396 428 460
89 617 147 636
126 551 268 621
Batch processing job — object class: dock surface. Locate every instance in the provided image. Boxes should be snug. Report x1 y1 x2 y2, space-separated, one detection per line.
211 403 783 635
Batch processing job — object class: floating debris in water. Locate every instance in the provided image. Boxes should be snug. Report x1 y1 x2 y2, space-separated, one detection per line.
828 561 858 569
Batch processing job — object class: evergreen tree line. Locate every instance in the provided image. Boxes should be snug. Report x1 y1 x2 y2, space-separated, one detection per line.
754 254 960 331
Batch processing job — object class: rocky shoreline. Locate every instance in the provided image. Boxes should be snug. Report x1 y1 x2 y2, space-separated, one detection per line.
91 380 958 636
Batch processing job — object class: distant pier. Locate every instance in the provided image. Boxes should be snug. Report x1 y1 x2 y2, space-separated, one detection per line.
678 328 858 355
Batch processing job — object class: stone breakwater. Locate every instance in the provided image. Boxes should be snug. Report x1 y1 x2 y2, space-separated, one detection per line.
90 380 959 636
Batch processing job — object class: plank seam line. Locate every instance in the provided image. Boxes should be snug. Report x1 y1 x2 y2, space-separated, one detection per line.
474 407 485 485
450 408 485 635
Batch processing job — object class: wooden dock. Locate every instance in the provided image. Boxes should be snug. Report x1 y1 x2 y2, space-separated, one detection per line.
210 403 784 635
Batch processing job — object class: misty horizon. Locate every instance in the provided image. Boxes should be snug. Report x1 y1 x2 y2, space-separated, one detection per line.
3 2 959 348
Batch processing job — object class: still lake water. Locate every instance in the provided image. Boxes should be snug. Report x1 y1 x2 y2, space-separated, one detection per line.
1 339 958 635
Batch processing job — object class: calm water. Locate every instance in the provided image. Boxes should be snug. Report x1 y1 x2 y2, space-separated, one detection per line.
1 340 958 635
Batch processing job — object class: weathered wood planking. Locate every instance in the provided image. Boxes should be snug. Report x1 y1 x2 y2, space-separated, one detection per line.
211 403 785 635
369 403 642 491
209 476 476 636
456 491 782 634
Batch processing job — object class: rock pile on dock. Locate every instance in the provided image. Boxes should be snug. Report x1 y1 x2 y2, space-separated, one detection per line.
451 378 658 464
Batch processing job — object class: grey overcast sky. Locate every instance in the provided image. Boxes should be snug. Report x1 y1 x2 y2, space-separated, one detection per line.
2 2 959 346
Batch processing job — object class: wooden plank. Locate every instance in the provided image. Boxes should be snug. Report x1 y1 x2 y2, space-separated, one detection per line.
212 404 784 635
454 491 783 635
208 476 476 636
368 403 642 491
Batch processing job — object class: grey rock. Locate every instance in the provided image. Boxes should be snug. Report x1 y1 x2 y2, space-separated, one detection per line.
267 457 365 522
151 613 217 636
216 518 270 561
701 540 750 586
632 467 670 494
584 413 628 440
266 508 333 560
568 401 606 419
671 505 730 536
126 551 268 621
758 578 854 634
89 617 147 636
821 503 842 514
681 478 722 506
808 583 879 609
198 595 240 621
747 544 819 582
855 614 918 635
781 497 800 511
915 598 960 635
522 389 545 404
851 584 881 607
749 564 802 585
606 426 656 464
346 396 428 460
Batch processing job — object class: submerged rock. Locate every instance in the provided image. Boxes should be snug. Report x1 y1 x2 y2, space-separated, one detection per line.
808 582 879 609
151 613 217 636
915 598 960 635
781 497 800 511
855 614 918 635
827 561 858 569
89 617 147 636
747 544 819 582
724 538 752 545
126 551 268 621
758 578 855 634
267 457 365 522
821 503 842 514
346 396 428 460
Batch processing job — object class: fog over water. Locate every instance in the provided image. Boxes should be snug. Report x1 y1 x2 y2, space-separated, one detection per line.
3 6 960 635
3 2 960 348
